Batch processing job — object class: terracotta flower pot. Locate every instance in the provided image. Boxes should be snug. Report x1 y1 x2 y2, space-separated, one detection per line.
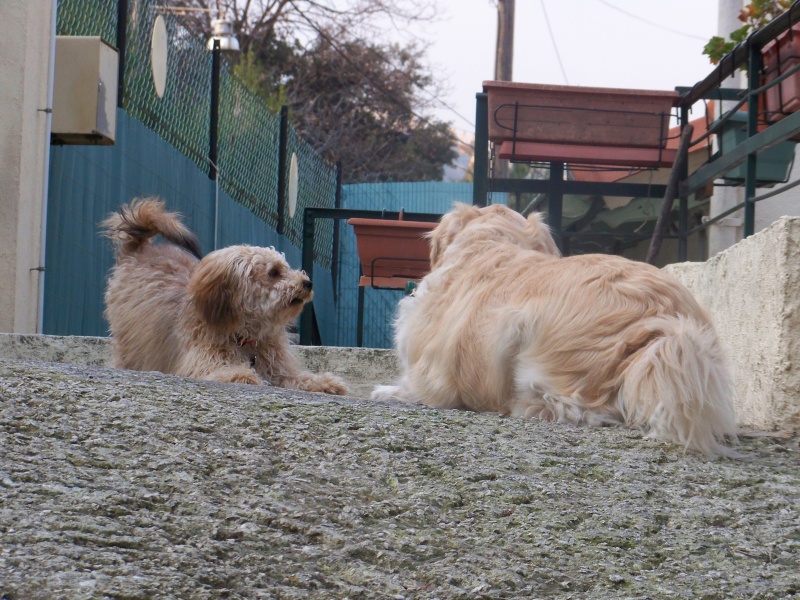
347 218 436 288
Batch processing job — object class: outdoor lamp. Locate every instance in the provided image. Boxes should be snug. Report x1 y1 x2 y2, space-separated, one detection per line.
206 18 240 52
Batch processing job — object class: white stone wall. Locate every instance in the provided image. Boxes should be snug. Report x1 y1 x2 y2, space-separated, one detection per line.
665 217 800 432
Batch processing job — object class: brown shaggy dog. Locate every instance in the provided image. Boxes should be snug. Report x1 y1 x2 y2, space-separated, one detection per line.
372 203 738 456
101 198 348 394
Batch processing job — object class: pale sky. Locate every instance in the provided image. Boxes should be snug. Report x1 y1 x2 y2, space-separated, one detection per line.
405 0 722 134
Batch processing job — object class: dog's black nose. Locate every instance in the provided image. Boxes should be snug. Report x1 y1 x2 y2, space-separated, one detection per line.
303 279 313 290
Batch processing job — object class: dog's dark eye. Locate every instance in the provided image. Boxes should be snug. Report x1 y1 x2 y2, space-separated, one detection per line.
268 267 281 278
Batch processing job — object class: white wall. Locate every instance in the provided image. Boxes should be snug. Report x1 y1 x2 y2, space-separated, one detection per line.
666 217 800 432
0 0 55 332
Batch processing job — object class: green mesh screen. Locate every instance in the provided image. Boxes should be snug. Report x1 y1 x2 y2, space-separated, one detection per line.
56 0 116 43
56 0 337 271
285 128 337 270
217 65 281 228
124 9 212 172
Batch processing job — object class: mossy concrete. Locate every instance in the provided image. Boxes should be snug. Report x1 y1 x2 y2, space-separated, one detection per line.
0 358 798 599
0 333 398 400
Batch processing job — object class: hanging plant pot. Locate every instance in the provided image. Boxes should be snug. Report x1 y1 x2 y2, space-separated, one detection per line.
761 24 800 123
348 218 436 289
715 112 796 185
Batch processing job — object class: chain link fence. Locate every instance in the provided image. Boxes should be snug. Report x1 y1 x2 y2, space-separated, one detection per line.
218 66 281 227
56 0 336 269
124 5 212 172
285 127 337 270
55 0 116 42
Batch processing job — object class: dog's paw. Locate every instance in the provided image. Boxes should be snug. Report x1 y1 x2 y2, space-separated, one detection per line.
309 373 349 396
285 372 349 395
371 385 411 402
207 366 262 385
227 372 262 385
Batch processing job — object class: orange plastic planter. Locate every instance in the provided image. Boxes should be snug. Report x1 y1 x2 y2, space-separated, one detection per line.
348 218 436 289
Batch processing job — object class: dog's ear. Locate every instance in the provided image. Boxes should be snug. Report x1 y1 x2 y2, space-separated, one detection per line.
429 203 482 268
525 212 562 257
187 256 244 333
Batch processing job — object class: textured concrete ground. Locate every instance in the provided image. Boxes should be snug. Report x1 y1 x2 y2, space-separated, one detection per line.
0 333 398 400
1 358 798 599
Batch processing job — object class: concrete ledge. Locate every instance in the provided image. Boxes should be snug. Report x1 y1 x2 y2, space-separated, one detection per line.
0 333 398 399
665 216 800 433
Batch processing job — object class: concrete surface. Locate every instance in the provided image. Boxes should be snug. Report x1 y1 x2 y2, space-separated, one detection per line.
0 358 798 599
0 333 398 400
665 216 800 433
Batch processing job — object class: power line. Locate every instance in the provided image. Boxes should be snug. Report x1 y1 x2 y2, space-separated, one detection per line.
539 0 569 85
595 0 709 41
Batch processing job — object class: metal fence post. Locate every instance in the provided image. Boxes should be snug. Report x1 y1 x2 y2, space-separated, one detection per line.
473 93 489 206
116 0 128 108
300 208 316 345
678 105 690 261
208 39 220 180
277 105 289 235
744 44 763 238
331 161 343 298
547 161 564 253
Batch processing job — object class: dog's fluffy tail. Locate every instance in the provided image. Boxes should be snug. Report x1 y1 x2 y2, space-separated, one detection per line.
101 198 201 259
619 315 738 457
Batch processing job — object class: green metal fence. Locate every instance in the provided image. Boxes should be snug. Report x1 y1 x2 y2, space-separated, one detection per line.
55 0 116 42
285 127 337 272
54 0 337 270
218 67 280 226
45 0 341 340
123 6 212 173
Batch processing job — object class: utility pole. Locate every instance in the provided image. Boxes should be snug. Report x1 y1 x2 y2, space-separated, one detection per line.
493 0 515 179
495 0 514 81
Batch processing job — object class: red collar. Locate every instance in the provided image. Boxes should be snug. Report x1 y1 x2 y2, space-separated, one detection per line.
236 336 256 347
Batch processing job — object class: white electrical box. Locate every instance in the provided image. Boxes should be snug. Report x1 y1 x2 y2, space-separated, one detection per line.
52 36 118 145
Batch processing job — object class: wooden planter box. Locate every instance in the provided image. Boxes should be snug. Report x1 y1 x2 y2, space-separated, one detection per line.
348 218 436 289
483 80 678 149
762 24 800 123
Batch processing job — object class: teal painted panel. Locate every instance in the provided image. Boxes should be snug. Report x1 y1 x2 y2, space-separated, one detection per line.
44 111 216 336
44 114 338 345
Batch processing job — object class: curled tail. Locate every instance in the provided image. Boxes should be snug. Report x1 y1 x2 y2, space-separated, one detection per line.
101 197 201 259
619 315 738 457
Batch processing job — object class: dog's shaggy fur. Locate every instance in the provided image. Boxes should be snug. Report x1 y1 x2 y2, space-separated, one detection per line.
372 203 738 456
102 198 348 394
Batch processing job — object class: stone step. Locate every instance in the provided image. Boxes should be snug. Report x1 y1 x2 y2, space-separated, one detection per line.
0 333 398 399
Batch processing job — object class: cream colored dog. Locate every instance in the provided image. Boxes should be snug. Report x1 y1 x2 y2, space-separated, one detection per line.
102 198 348 394
372 203 737 456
